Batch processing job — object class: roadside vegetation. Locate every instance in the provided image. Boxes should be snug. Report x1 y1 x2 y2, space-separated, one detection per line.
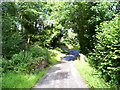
2 46 64 88
76 60 111 88
1 1 120 88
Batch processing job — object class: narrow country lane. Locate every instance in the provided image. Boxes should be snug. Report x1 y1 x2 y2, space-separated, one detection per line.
33 49 89 88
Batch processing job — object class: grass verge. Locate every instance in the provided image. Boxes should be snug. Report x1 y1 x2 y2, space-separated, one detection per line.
75 60 111 88
2 68 49 88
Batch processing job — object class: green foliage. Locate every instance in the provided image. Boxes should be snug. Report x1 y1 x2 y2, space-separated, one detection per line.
2 2 18 16
88 14 120 87
23 9 40 21
2 32 22 59
61 29 79 48
76 2 114 54
48 49 62 65
2 2 52 59
61 49 69 54
49 2 115 54
29 45 48 58
45 30 61 47
89 2 114 24
2 45 62 74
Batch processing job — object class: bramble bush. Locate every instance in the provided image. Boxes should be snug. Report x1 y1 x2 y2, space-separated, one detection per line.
88 14 120 87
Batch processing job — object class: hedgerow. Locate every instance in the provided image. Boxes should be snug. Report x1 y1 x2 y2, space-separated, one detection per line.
88 14 120 87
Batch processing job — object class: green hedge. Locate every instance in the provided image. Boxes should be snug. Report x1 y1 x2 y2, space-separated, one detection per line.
88 14 120 88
